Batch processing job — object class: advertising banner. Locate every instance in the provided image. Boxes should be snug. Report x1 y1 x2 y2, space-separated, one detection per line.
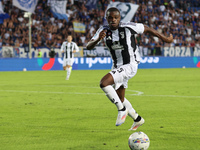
0 47 84 58
0 57 199 71
163 47 200 57
1 46 200 59
83 47 110 57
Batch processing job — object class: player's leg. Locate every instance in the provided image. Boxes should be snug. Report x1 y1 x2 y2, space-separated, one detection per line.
114 63 144 130
66 65 71 80
115 85 125 102
122 98 145 130
116 86 145 130
66 59 73 80
63 58 67 70
100 73 128 126
115 85 140 120
122 98 138 119
100 73 124 110
62 58 68 79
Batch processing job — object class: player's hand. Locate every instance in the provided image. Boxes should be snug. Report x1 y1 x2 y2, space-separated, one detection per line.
99 30 107 40
166 34 173 43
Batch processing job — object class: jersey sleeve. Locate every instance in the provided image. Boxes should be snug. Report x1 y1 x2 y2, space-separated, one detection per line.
60 42 65 52
74 43 79 52
134 23 144 34
122 22 144 34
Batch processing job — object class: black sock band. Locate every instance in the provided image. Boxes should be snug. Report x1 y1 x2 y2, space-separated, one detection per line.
134 115 141 122
119 106 126 111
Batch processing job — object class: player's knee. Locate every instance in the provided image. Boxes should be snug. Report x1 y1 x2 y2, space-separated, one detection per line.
100 81 106 88
100 80 110 88
99 82 104 88
100 73 113 88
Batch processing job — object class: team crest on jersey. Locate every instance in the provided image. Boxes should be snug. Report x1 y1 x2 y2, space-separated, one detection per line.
120 32 125 39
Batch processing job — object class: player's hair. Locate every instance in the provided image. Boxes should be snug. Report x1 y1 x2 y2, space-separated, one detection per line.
106 7 120 17
68 32 72 37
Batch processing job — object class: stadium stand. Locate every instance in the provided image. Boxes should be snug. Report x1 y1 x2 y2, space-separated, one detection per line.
0 0 199 56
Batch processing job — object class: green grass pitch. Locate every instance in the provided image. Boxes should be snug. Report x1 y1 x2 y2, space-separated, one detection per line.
0 68 200 150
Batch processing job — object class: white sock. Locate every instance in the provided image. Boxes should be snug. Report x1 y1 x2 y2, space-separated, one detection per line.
101 85 124 110
123 98 138 120
66 67 71 79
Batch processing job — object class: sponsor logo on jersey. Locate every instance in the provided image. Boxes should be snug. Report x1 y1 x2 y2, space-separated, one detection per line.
111 41 124 50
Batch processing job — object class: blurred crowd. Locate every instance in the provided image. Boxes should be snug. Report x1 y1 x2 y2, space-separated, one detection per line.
0 0 200 55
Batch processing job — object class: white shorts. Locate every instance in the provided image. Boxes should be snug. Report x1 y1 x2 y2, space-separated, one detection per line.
109 63 138 90
63 58 74 67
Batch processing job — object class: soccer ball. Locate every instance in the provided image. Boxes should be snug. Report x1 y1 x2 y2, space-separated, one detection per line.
128 131 150 150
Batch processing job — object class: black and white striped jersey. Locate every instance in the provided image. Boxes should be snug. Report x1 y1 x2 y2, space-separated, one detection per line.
60 41 79 59
92 22 144 68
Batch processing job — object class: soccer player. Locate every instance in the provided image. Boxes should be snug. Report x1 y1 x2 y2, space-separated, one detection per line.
61 35 79 80
86 7 173 130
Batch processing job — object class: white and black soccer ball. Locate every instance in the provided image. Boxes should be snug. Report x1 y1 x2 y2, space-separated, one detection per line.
128 131 150 150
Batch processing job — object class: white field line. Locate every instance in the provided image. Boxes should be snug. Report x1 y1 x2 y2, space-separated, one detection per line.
0 90 200 99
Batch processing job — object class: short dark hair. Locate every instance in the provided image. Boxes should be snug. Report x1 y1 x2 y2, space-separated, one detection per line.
68 32 72 36
106 7 120 17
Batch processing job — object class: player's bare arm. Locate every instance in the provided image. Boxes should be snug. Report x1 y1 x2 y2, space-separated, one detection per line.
86 30 107 50
144 25 173 43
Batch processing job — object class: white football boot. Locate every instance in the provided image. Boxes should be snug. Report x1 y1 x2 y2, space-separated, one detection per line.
129 117 145 130
116 108 128 126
